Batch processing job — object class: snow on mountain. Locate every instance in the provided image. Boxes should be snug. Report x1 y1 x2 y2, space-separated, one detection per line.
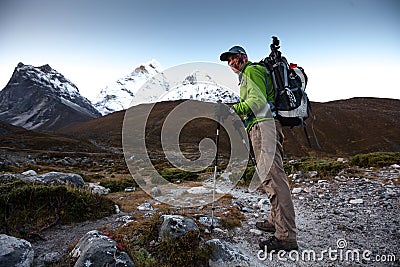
159 70 239 104
0 63 101 131
93 61 239 115
92 60 162 115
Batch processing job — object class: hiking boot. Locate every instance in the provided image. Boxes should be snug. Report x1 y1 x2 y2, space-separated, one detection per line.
259 236 298 252
255 220 276 233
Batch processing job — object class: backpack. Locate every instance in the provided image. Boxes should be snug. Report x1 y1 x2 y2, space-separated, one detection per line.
255 36 320 149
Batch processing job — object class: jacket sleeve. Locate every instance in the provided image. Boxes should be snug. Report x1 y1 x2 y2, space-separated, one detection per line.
233 65 267 116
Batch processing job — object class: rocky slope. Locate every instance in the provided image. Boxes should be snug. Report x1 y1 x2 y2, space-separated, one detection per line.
0 63 101 131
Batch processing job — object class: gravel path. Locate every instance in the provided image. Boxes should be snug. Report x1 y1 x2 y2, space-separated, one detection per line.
216 165 400 266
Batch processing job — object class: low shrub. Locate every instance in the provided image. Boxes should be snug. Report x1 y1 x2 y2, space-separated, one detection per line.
99 178 138 192
156 231 211 266
350 152 400 167
284 159 344 178
0 180 115 239
110 213 211 266
157 168 199 183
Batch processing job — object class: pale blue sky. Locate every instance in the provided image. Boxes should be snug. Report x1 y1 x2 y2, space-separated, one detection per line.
0 0 399 102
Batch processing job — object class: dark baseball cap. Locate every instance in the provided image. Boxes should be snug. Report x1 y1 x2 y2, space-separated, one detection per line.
220 46 247 61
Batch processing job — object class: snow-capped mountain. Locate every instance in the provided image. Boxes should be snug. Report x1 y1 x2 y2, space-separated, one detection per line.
0 62 101 131
159 70 239 103
92 61 239 115
92 60 162 115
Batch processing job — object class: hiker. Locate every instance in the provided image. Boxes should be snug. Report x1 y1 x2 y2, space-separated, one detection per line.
219 45 298 252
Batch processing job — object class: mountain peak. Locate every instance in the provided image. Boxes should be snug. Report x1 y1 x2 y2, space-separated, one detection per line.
92 60 162 115
134 65 149 74
0 62 101 130
39 64 53 73
92 61 239 115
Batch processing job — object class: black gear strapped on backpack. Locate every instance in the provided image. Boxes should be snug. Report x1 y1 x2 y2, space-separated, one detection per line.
253 36 321 149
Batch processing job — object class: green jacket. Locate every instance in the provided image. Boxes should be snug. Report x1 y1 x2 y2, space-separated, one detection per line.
233 61 274 131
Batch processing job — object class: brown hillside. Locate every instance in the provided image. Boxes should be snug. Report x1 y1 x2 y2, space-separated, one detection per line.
58 97 400 158
0 120 103 152
283 97 400 157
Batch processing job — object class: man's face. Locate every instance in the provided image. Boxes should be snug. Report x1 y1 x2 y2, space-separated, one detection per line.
227 54 240 73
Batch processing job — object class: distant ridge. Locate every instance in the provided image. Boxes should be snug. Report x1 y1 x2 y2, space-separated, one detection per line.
58 97 400 157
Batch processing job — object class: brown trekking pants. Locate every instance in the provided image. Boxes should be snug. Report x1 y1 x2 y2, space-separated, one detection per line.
249 119 297 241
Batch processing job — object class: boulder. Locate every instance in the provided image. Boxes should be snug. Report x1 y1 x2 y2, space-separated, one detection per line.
159 215 199 240
137 203 154 211
70 230 134 267
22 172 85 187
206 239 251 267
21 170 37 176
0 234 34 267
87 182 111 195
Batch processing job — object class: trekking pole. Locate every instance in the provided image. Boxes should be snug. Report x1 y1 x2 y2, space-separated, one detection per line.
210 102 222 232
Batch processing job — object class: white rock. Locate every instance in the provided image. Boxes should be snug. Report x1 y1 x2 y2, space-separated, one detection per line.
292 187 303 194
257 199 269 210
187 186 224 194
249 229 263 235
303 187 313 193
349 199 364 204
308 171 318 178
137 203 154 211
88 183 111 195
21 170 37 176
114 205 120 213
124 187 136 192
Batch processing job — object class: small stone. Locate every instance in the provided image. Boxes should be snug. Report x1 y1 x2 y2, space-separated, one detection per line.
349 199 364 204
303 187 312 193
21 170 37 176
292 187 302 194
333 209 342 215
115 205 120 213
124 187 136 192
137 203 154 211
257 198 269 210
249 229 263 235
88 183 110 195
